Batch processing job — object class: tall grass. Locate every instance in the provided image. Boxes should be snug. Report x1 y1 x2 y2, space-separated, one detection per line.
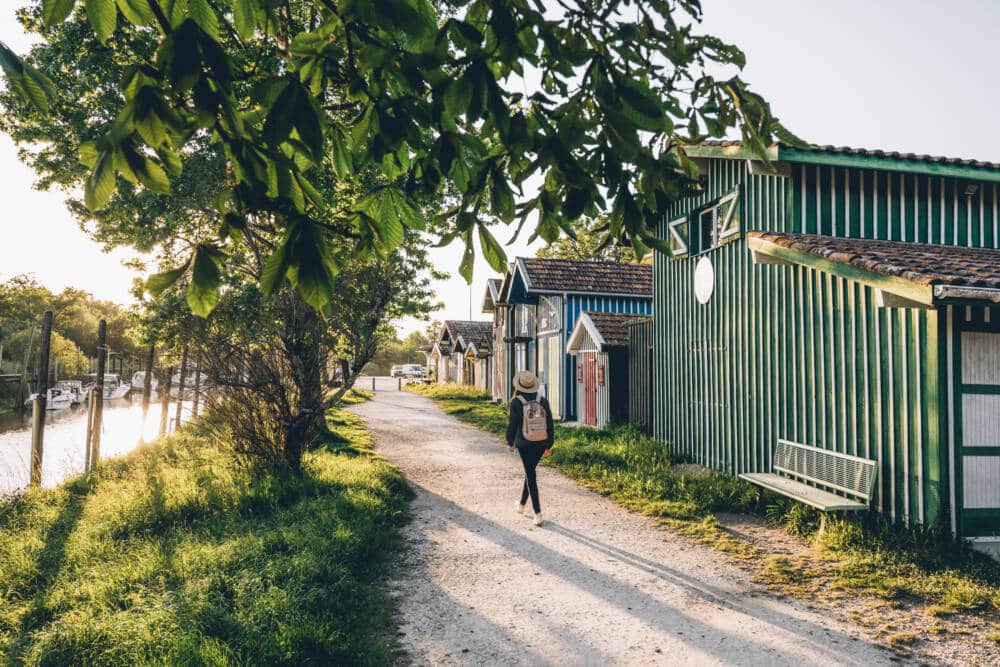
0 408 411 665
418 391 1000 615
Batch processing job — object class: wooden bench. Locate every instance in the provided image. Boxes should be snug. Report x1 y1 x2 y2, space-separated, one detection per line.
739 439 878 534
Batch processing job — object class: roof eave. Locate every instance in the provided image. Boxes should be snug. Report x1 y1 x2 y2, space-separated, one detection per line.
776 146 1000 184
684 143 779 162
566 313 607 353
747 236 934 306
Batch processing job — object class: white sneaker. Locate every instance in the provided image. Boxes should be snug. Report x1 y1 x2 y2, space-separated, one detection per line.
515 502 525 515
533 512 544 527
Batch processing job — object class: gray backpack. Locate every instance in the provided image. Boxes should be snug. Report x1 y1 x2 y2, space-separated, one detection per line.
517 396 548 442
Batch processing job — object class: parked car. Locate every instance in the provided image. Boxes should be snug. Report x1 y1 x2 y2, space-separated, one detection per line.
402 364 428 378
391 364 427 378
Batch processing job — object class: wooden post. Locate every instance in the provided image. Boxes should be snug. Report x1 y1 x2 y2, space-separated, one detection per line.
159 365 173 437
191 351 202 419
140 344 155 443
174 346 188 431
30 311 53 486
84 388 96 471
397 377 401 391
90 320 107 469
372 376 376 392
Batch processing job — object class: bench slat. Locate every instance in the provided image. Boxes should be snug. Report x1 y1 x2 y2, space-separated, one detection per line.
739 473 869 512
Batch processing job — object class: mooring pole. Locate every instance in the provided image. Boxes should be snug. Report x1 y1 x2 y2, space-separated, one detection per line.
90 319 107 470
30 311 53 486
191 351 202 419
159 365 173 437
140 343 155 443
84 387 96 471
174 346 188 431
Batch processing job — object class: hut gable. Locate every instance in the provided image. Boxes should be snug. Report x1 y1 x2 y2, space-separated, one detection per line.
568 312 651 353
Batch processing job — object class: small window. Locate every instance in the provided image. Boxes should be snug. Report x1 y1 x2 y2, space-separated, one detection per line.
668 190 741 258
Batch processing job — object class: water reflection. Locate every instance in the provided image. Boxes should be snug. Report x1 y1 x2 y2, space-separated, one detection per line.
0 397 195 496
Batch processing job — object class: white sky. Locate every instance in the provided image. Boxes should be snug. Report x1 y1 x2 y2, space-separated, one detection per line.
2 1 999 334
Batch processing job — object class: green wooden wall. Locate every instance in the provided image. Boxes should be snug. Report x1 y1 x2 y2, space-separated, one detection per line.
652 158 998 527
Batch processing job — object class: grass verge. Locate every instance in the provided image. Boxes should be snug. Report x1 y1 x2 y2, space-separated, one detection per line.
0 402 411 666
410 384 1000 620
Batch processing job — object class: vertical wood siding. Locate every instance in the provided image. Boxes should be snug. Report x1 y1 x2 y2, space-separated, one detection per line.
626 319 654 433
652 158 997 527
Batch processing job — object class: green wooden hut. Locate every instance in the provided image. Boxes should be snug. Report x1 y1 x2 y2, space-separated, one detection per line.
650 141 1000 546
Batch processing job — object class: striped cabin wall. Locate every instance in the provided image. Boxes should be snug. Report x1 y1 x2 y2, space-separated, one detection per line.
626 319 654 433
652 157 999 528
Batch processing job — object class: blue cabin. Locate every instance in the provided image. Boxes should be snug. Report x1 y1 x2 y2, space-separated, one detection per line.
487 257 652 420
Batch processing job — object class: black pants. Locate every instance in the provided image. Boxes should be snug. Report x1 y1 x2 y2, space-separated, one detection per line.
517 443 547 513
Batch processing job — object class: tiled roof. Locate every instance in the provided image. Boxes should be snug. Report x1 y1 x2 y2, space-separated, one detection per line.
443 320 493 347
584 312 652 347
695 140 1000 172
519 257 652 296
748 232 1000 289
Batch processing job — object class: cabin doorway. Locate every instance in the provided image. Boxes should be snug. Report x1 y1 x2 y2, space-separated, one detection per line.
955 318 1000 540
582 352 598 426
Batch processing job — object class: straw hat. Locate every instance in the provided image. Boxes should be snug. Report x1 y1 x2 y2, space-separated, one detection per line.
513 370 539 393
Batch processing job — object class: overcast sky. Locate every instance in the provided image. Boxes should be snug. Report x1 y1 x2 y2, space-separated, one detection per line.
2 1 999 335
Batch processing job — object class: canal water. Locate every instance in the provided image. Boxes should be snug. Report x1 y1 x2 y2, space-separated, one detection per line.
0 397 195 496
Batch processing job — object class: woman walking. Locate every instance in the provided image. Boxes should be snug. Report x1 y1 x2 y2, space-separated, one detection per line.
506 371 554 526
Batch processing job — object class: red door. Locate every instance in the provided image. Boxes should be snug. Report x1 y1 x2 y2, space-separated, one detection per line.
583 352 597 426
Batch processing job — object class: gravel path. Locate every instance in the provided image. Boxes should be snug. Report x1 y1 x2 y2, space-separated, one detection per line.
349 390 898 666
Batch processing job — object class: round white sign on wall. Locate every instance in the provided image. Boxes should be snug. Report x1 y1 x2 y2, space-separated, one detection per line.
694 256 715 304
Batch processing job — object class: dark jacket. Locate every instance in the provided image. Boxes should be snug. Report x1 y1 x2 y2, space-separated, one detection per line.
506 392 555 449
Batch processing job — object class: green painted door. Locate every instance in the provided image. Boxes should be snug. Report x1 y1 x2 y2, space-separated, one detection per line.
955 315 1000 538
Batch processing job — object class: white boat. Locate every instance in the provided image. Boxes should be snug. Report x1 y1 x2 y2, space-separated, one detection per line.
56 380 86 405
83 373 131 400
23 387 76 410
131 371 158 393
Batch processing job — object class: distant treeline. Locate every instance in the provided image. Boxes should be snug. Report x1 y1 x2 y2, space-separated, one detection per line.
0 274 141 378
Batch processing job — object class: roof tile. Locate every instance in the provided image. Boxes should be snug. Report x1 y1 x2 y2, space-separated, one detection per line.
748 232 1000 288
520 257 652 296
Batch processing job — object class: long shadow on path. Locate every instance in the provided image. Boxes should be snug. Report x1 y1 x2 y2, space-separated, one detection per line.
400 483 891 666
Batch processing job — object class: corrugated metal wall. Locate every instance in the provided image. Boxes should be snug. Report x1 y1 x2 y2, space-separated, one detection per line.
627 319 654 433
652 158 998 527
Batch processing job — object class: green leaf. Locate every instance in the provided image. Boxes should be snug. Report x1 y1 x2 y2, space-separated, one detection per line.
78 141 99 168
261 228 292 296
478 224 507 273
289 220 337 311
330 126 353 179
42 0 76 27
187 0 219 41
84 150 115 210
187 245 221 317
388 188 424 230
116 0 155 26
458 231 474 283
263 79 298 146
145 263 188 296
232 0 256 41
85 0 117 44
443 75 472 119
137 157 171 194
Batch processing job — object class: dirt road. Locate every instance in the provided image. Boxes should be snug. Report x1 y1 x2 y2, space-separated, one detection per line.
349 390 896 666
